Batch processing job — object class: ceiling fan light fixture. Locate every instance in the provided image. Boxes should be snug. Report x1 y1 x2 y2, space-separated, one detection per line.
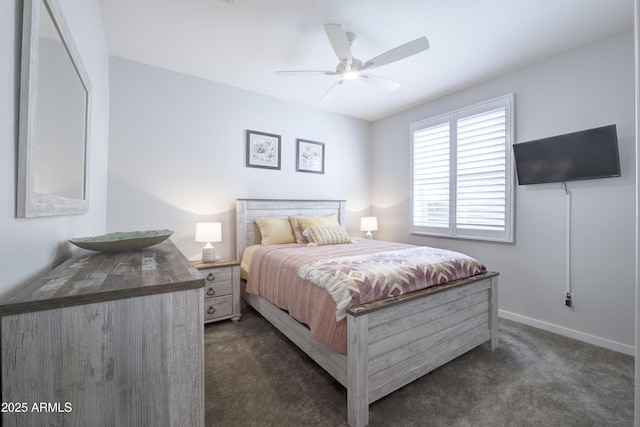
338 58 362 80
342 70 360 80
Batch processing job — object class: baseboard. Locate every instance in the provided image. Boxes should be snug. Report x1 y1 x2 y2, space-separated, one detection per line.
498 310 634 356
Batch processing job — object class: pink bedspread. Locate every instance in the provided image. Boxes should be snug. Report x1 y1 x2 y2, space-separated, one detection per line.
246 239 486 354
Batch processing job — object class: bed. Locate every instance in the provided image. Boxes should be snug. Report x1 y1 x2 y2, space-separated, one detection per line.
236 199 499 427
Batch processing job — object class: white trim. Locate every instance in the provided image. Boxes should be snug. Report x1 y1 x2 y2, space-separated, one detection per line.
499 309 634 356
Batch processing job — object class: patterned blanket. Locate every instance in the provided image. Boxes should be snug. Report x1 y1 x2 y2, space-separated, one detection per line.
298 246 486 320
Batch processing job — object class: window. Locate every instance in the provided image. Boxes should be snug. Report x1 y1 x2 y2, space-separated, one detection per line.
410 95 514 242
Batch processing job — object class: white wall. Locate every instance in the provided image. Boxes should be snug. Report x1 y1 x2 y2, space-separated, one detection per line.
0 0 109 297
371 31 636 354
107 57 372 261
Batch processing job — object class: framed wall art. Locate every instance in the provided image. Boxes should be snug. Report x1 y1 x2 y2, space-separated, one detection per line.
246 130 281 170
296 139 325 174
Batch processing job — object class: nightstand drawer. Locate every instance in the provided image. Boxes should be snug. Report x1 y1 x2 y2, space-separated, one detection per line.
204 296 233 321
204 281 232 299
202 268 232 284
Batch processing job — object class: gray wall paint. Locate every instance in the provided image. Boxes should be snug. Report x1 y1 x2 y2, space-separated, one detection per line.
0 0 109 297
371 31 635 353
107 57 372 261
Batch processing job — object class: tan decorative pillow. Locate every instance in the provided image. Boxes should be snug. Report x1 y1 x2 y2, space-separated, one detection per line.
303 225 354 246
255 217 296 245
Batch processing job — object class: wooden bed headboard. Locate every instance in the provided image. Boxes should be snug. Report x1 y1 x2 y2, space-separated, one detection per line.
235 199 347 260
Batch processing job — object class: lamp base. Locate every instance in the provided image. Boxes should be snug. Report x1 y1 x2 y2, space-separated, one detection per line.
202 247 216 263
365 231 374 240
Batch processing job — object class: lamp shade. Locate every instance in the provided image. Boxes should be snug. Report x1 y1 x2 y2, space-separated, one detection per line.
195 222 222 243
360 217 378 232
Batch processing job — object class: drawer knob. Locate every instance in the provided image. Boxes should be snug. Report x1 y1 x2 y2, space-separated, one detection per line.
206 273 216 282
206 287 216 296
207 306 216 315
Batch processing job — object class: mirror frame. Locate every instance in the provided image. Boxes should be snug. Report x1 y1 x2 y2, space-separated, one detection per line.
17 0 92 218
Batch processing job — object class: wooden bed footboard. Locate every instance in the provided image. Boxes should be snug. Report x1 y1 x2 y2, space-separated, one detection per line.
345 272 498 427
241 272 498 427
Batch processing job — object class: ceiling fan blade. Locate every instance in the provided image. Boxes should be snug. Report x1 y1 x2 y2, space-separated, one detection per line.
324 23 353 65
360 74 400 91
321 80 343 102
276 70 337 76
363 37 429 70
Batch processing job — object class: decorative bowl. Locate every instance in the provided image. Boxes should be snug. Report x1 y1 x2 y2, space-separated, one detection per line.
69 229 174 252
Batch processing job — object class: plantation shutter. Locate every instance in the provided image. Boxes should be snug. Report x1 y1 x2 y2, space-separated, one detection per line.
456 107 507 232
410 95 514 242
412 122 450 230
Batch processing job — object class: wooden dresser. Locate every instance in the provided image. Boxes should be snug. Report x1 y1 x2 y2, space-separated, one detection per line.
0 240 204 427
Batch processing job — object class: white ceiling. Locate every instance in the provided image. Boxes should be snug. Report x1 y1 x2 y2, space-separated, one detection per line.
98 0 633 122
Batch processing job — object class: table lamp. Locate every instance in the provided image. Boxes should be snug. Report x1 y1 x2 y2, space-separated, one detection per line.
360 216 378 239
195 222 222 263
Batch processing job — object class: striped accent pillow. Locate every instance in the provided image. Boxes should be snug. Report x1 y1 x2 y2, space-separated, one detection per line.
303 225 354 246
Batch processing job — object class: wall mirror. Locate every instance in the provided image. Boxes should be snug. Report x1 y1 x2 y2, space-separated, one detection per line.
17 0 92 218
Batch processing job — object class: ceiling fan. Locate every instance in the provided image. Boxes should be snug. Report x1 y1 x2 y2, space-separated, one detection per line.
276 23 429 101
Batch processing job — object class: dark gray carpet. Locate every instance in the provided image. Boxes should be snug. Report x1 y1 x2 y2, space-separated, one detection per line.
204 309 633 427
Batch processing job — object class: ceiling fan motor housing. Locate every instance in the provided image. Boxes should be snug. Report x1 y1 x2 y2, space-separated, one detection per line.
337 58 363 73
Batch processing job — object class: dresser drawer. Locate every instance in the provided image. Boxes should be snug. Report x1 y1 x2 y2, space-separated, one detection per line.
204 296 233 321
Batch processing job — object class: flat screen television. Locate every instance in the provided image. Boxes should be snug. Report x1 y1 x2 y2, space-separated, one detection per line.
512 124 620 185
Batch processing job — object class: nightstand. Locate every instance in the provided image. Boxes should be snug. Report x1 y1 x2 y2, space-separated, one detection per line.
191 258 241 324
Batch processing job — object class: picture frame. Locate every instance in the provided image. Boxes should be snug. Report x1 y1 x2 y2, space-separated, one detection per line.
296 139 325 174
246 130 281 170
